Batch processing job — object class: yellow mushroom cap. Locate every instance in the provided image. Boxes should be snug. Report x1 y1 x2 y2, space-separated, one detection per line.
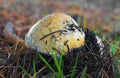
25 13 85 56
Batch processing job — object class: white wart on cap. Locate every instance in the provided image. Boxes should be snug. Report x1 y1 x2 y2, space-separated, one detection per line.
25 13 85 56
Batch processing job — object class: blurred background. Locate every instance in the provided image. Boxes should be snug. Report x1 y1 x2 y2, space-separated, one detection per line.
0 0 120 33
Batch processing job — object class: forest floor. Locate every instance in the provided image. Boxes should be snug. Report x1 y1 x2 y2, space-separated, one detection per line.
0 0 120 78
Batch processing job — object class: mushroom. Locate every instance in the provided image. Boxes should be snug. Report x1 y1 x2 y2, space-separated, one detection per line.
25 13 85 56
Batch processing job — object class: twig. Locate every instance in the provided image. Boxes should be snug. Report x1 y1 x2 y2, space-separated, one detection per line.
32 66 47 78
40 30 63 40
